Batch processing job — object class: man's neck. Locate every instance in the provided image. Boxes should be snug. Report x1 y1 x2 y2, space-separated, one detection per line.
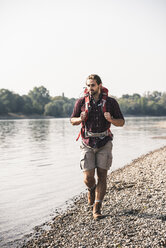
93 94 100 102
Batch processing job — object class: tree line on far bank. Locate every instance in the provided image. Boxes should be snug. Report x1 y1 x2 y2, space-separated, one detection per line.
0 86 75 117
118 91 166 116
0 86 166 117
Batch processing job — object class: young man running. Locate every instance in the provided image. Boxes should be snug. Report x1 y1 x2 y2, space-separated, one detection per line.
70 74 125 220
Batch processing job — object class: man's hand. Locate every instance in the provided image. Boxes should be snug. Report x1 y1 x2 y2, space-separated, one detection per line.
80 111 87 121
104 112 112 122
104 112 125 126
70 111 87 125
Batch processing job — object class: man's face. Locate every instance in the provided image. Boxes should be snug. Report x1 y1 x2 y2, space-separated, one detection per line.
86 79 101 96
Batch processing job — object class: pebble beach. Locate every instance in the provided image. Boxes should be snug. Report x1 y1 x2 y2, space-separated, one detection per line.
18 146 166 248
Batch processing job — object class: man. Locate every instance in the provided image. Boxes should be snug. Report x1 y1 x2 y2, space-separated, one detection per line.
70 74 125 220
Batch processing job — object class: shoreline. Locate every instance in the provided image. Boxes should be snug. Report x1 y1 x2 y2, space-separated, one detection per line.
16 146 166 248
0 113 55 120
0 114 166 121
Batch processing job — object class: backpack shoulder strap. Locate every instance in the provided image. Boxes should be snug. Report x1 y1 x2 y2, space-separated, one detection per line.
101 86 108 113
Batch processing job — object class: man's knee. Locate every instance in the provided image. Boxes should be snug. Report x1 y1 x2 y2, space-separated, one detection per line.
97 168 107 181
83 169 95 184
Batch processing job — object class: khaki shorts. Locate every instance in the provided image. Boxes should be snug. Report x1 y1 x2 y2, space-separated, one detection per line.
80 140 113 171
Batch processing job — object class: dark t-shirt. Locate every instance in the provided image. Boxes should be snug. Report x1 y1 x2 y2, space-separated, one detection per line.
71 94 124 148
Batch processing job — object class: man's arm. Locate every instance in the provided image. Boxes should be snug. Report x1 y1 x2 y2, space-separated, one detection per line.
104 112 125 127
70 112 87 126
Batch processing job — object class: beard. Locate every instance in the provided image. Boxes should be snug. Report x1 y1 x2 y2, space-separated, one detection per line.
89 90 95 95
89 88 99 96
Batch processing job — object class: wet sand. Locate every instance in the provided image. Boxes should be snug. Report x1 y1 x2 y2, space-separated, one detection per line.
19 146 166 248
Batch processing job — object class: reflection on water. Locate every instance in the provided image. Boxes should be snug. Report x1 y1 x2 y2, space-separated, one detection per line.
0 117 166 247
0 121 18 143
28 120 50 142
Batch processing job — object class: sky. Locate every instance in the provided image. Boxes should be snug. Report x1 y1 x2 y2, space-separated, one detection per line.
0 0 166 98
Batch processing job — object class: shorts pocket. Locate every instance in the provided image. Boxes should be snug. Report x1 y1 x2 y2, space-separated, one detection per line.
80 152 86 170
106 141 113 169
107 153 113 169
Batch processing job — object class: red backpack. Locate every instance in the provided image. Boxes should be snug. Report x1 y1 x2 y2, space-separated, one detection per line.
76 86 111 141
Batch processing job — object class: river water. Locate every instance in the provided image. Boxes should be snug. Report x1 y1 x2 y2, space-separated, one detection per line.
0 117 166 247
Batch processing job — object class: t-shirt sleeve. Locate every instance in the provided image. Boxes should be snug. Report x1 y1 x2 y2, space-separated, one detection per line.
111 98 124 119
70 98 83 118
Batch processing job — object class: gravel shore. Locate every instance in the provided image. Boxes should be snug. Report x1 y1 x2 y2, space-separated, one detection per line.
20 146 166 248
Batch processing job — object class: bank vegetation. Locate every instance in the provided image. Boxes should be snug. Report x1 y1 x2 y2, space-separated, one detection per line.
0 86 166 117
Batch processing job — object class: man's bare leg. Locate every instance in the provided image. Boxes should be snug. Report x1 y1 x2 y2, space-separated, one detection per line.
95 167 107 201
93 167 107 219
83 169 96 205
83 168 95 188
